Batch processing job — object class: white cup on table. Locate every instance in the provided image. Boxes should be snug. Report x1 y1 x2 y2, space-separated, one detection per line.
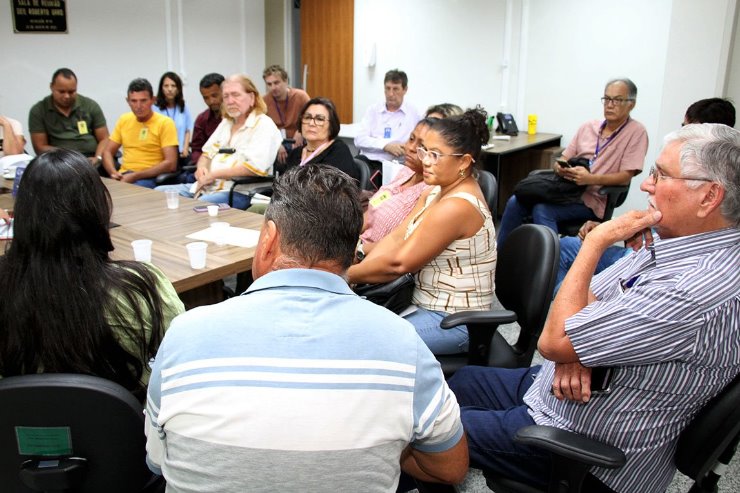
165 190 179 209
207 205 219 217
131 239 152 262
186 241 208 269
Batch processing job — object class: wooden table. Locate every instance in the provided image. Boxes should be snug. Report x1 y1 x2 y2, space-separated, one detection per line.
1 178 265 308
482 132 562 216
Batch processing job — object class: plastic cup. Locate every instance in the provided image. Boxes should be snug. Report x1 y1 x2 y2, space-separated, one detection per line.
186 241 208 269
527 114 538 135
165 190 179 209
131 239 152 262
207 205 219 217
211 221 230 245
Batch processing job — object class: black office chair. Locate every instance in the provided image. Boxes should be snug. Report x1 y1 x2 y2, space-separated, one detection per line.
484 372 740 493
354 157 373 191
476 169 498 217
0 373 163 493
436 224 559 377
228 175 274 209
557 183 630 236
523 169 630 236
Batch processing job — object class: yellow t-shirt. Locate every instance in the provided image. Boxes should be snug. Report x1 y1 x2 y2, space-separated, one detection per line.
111 112 178 173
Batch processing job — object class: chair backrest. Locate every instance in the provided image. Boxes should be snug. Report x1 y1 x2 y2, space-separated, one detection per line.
354 157 372 191
495 224 559 365
476 169 498 218
0 373 156 493
675 373 740 488
600 184 631 222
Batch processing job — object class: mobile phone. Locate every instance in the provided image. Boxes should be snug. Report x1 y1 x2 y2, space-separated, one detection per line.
218 148 236 154
193 203 231 212
556 158 571 168
590 367 613 395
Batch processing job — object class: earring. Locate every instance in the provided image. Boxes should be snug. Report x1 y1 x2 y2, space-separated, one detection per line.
459 169 466 178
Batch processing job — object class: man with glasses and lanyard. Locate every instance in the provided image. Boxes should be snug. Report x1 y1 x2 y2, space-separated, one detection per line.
449 123 740 492
497 78 648 247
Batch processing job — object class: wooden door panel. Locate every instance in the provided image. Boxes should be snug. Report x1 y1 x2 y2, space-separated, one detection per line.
300 0 354 123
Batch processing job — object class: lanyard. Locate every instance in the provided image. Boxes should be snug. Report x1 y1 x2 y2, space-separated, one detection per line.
593 117 630 165
299 140 332 167
273 91 290 126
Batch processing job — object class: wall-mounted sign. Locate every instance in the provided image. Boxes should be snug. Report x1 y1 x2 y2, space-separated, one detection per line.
11 0 67 33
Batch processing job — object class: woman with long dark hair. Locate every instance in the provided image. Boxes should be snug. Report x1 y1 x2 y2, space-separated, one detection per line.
154 71 194 162
348 108 497 355
0 149 184 400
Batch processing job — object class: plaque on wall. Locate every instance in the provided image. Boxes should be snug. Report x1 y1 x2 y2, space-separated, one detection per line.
11 0 67 33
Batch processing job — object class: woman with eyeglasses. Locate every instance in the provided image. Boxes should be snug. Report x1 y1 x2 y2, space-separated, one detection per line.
359 117 434 248
281 97 358 180
0 149 185 402
348 108 497 355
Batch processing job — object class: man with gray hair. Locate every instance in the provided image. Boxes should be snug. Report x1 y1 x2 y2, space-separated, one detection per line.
145 165 468 492
498 77 649 247
449 123 740 492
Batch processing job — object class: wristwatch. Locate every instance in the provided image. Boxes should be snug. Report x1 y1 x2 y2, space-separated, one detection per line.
355 241 365 262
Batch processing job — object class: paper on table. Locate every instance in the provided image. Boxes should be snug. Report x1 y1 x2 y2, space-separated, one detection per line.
187 226 260 247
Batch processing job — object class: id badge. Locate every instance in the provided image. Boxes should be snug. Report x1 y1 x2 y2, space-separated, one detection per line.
139 127 149 141
77 121 89 135
383 127 391 139
369 190 392 208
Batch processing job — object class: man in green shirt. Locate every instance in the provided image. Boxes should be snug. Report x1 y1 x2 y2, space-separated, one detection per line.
28 68 109 168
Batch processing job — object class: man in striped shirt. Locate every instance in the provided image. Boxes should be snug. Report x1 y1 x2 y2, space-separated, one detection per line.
449 123 740 492
145 164 468 492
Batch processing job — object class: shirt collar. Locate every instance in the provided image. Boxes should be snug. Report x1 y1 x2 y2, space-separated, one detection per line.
234 111 260 132
244 268 354 296
44 94 81 114
382 100 409 115
651 227 740 265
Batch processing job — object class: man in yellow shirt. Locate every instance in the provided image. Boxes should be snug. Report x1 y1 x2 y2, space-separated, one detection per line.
102 78 178 188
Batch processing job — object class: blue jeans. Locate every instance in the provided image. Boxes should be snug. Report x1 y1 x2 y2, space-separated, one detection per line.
555 236 630 293
403 306 469 355
133 178 158 189
497 195 598 248
447 365 549 487
155 183 252 210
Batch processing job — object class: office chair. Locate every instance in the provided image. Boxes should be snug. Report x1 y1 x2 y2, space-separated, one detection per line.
0 373 163 493
436 224 559 377
228 175 274 209
522 169 630 237
484 372 740 493
476 169 498 218
557 183 630 237
354 157 373 191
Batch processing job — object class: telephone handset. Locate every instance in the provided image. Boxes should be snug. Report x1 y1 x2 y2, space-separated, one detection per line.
496 112 519 136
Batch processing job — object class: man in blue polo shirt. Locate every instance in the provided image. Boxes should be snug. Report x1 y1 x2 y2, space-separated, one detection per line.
145 165 468 492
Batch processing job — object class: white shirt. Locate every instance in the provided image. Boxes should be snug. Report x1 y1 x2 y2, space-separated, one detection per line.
354 100 421 162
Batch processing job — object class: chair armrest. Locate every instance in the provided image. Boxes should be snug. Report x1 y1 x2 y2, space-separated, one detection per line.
598 185 629 197
516 425 626 469
154 171 182 185
530 169 555 176
231 175 274 186
440 310 517 329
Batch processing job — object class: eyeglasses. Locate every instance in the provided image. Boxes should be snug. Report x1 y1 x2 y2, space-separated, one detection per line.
416 146 466 165
302 114 328 126
649 165 713 184
600 97 634 106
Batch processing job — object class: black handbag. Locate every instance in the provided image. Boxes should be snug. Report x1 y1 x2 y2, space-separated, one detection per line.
354 273 415 315
513 158 589 207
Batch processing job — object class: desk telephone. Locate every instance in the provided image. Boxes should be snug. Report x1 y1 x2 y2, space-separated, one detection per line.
496 112 519 136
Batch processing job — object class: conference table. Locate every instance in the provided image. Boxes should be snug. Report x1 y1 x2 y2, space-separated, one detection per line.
0 177 265 308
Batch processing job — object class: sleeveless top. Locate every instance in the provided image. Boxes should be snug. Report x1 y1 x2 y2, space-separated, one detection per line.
405 186 497 313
